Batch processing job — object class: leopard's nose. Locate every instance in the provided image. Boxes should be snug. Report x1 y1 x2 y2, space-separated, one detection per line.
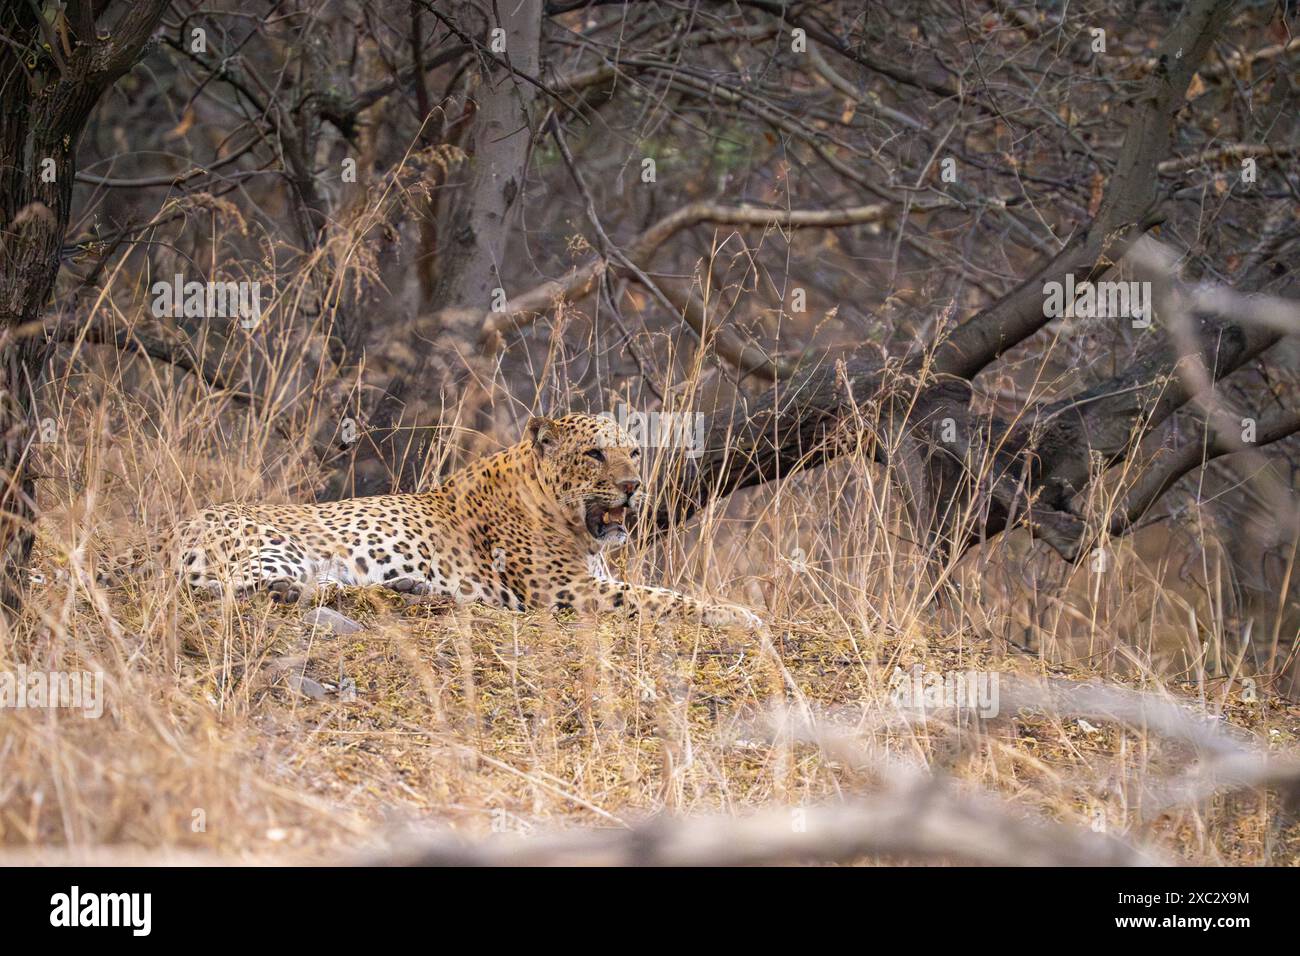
618 479 640 497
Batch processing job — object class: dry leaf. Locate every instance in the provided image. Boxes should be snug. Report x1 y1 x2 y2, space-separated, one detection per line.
165 108 196 141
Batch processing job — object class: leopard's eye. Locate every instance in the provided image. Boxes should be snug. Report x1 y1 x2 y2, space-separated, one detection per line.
630 447 641 459
584 448 605 463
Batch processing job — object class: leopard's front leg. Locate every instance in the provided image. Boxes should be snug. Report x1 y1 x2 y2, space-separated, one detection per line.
551 578 763 630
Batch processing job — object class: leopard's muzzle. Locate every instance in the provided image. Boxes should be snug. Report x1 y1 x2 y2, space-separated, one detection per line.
584 498 635 543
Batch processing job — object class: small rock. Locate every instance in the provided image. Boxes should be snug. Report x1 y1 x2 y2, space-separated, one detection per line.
286 674 327 700
302 606 364 635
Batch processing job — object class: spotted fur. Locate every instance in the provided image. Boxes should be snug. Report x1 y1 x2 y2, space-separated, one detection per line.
117 414 762 629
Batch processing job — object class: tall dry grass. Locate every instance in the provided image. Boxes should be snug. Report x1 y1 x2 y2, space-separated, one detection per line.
2 194 1297 866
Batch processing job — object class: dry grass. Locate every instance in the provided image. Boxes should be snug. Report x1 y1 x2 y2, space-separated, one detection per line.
4 175 1298 864
3 338 1299 866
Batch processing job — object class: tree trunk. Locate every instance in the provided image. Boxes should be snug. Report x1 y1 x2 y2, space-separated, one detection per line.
432 2 540 312
341 0 542 497
0 1 169 614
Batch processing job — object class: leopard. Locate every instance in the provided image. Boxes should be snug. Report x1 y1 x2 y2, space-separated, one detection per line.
114 413 762 630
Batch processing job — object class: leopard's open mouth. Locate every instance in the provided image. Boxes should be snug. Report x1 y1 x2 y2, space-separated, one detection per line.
585 501 632 540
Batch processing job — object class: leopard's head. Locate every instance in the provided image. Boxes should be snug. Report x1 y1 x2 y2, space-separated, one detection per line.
527 413 644 549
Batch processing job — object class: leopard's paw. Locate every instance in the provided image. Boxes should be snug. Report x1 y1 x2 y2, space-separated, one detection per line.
267 578 304 604
705 602 765 632
384 576 432 597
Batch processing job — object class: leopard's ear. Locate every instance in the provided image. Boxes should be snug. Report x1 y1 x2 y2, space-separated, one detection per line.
526 416 557 455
